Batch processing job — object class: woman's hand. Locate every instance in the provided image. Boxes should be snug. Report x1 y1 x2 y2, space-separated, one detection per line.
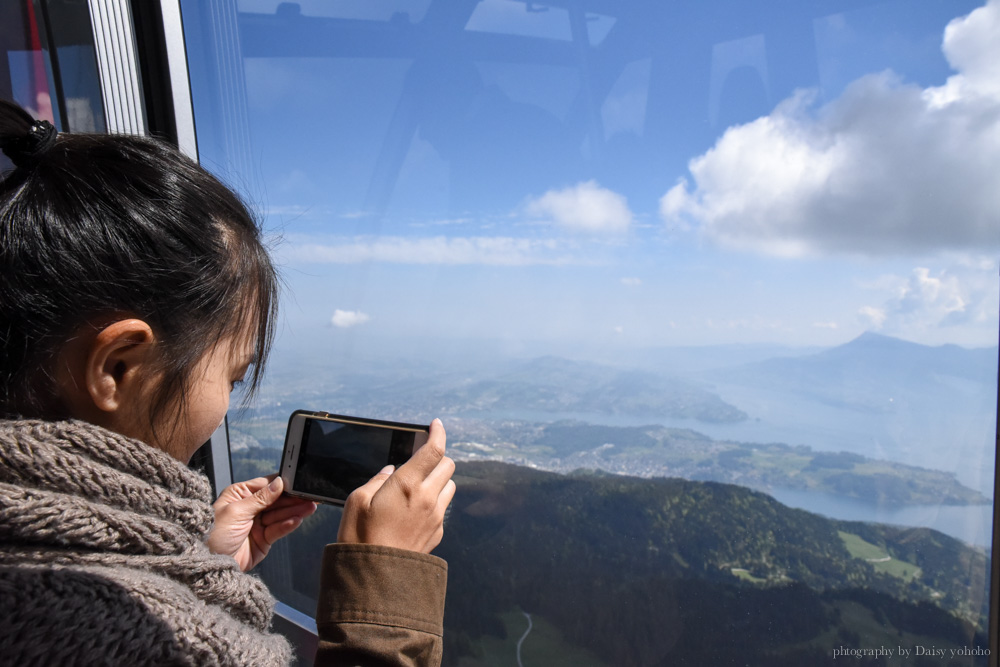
207 475 317 572
338 418 456 554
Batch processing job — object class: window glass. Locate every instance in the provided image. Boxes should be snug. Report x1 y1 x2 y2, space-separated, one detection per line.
41 0 106 133
0 0 104 135
2 1 58 125
182 0 998 663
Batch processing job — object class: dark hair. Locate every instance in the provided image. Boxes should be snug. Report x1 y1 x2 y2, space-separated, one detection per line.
0 99 278 429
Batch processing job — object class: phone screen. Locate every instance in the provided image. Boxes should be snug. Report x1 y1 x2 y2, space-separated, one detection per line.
292 417 417 502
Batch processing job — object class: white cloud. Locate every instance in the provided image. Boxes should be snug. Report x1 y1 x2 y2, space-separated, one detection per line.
331 309 370 328
950 254 997 271
262 204 315 219
526 181 633 234
928 0 1000 105
620 277 642 286
893 268 967 318
661 0 1000 256
283 235 583 266
859 265 998 335
858 306 888 330
813 321 839 330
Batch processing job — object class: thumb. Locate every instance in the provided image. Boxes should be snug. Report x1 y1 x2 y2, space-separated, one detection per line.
246 476 284 512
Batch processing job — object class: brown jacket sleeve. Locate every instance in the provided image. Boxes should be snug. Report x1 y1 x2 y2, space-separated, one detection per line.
314 544 447 667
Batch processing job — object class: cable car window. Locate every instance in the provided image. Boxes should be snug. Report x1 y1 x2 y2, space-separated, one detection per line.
180 0 998 664
0 0 104 135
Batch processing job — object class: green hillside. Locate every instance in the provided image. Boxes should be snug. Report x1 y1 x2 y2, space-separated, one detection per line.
435 462 989 666
247 454 990 666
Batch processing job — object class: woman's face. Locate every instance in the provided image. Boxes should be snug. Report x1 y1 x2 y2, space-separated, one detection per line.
155 335 254 463
53 319 257 463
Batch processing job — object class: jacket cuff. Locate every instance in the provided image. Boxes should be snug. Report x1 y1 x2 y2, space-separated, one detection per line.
316 544 448 637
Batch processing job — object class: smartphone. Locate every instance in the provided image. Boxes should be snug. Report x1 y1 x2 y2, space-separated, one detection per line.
280 410 430 505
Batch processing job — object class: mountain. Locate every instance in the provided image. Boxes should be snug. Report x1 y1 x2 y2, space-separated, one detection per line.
822 332 994 381
245 353 749 428
701 332 998 492
250 459 991 667
715 332 996 414
438 462 990 666
435 355 748 423
613 341 822 374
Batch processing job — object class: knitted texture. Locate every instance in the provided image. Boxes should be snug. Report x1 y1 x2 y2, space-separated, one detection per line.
0 419 292 666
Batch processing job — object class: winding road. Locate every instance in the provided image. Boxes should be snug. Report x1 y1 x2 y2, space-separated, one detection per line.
516 611 533 667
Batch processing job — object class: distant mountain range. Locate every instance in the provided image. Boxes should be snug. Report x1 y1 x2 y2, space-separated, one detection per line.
433 355 748 423
249 350 750 426
713 331 997 414
254 330 995 432
236 331 997 506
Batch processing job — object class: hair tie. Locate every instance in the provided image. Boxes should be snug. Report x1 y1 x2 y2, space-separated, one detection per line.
5 119 58 168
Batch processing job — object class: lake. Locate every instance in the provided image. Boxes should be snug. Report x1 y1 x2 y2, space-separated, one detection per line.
769 487 995 548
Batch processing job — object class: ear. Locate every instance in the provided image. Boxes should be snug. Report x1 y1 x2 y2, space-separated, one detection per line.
85 319 157 413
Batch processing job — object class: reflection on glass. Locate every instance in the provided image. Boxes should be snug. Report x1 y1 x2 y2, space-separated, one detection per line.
0 0 105 133
185 0 997 664
2 1 57 124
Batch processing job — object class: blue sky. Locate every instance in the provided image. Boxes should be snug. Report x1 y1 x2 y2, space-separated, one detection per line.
187 0 1000 355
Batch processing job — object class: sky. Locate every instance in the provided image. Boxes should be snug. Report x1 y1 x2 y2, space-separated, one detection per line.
186 0 1000 356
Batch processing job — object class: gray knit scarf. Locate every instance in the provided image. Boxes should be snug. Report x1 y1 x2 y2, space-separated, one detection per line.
0 419 292 666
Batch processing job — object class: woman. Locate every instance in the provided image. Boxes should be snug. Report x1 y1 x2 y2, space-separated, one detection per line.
0 98 455 666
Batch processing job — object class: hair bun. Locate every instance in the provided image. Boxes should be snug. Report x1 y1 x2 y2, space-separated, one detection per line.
4 119 58 168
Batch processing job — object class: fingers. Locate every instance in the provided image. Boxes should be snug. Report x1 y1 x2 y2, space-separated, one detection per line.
425 453 456 493
260 498 317 527
392 420 452 498
264 515 306 544
398 419 446 480
263 493 312 512
419 481 454 552
214 475 271 508
251 476 284 508
242 474 277 491
350 465 395 503
337 418 456 553
437 479 457 514
389 418 453 501
218 477 286 523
